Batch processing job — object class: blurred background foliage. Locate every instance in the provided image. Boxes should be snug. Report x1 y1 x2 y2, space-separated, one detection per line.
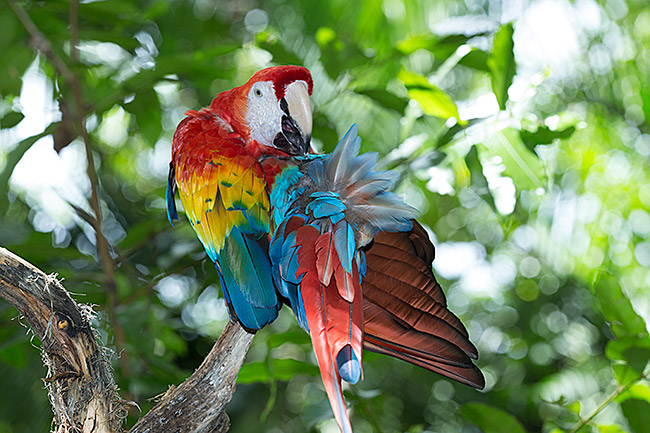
1 0 649 432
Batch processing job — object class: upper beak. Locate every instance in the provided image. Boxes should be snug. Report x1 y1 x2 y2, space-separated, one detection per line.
274 81 312 156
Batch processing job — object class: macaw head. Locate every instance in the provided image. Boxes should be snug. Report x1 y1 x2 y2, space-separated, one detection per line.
210 65 313 157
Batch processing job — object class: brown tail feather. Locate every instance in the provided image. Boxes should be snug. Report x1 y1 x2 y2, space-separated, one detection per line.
361 221 484 388
364 338 485 389
363 302 471 366
363 280 477 357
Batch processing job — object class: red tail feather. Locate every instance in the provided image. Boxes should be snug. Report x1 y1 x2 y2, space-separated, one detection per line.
315 232 335 286
295 225 364 433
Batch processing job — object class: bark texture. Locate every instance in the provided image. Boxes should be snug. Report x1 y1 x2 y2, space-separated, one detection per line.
0 247 254 433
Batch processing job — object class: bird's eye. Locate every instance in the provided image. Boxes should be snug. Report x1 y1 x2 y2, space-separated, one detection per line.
254 88 263 98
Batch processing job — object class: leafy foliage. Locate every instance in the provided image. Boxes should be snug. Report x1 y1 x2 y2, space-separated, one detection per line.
1 0 650 432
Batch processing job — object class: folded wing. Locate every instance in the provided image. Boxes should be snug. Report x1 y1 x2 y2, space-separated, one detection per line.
169 110 279 330
362 222 484 389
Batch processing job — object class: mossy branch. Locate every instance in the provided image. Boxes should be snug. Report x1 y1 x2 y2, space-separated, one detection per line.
0 247 254 433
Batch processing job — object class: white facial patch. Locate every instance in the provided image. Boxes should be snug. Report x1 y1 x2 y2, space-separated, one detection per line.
246 81 284 148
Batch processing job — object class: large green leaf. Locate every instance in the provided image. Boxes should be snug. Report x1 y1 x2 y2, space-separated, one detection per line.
355 88 409 113
621 399 650 433
480 128 546 192
487 23 515 110
396 33 487 67
466 145 496 212
125 87 162 145
398 69 460 122
595 273 650 340
459 48 490 72
617 384 650 404
266 331 311 349
461 402 527 433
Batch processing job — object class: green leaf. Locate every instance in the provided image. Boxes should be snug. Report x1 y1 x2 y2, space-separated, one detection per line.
487 23 516 110
0 111 24 129
594 273 650 340
611 347 650 385
125 88 162 145
597 425 628 433
257 33 303 66
625 347 650 375
461 402 527 433
567 400 581 415
398 69 460 121
312 112 340 154
617 383 650 404
396 33 487 66
466 145 496 212
606 337 650 364
481 128 546 192
520 125 576 150
237 358 319 384
266 331 311 349
271 358 320 381
621 399 650 433
0 10 32 96
237 361 269 384
459 48 490 72
119 218 169 251
436 122 464 148
396 33 437 55
613 363 643 386
355 88 409 113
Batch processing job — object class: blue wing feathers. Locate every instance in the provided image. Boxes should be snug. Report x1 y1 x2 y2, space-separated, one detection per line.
307 197 347 219
166 163 178 226
333 221 355 275
269 218 310 331
217 228 279 330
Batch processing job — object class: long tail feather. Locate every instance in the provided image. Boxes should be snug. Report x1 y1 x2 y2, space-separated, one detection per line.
275 222 365 433
296 225 354 433
364 337 484 389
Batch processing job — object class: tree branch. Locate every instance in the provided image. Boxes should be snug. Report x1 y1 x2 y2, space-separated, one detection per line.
567 368 650 433
130 321 254 433
0 247 255 433
0 247 126 433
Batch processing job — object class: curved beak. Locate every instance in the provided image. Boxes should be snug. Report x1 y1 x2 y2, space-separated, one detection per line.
274 81 312 156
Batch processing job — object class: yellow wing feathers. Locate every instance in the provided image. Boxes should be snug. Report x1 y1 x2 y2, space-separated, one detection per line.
176 154 270 258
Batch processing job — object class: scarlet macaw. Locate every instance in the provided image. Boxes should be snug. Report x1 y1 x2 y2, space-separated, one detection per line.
168 66 483 432
166 65 314 331
268 125 483 432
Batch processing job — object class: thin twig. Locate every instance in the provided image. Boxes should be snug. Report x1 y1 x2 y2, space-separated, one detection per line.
567 368 650 433
7 0 130 377
69 0 78 63
68 0 130 379
5 0 74 82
